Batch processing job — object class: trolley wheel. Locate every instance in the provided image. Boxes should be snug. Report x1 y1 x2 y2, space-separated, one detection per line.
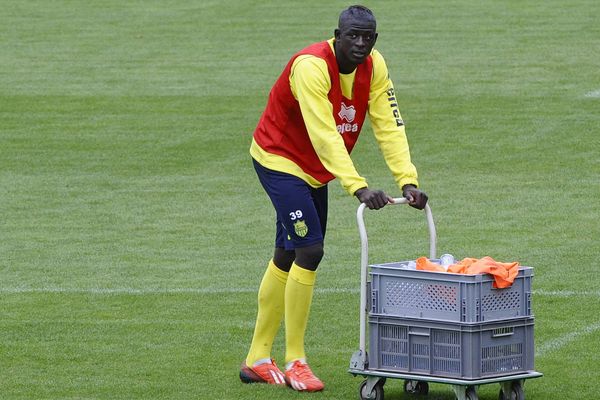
359 379 384 400
403 380 429 395
499 381 524 400
466 386 479 400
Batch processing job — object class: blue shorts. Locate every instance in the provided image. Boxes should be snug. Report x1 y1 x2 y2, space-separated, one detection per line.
253 159 328 250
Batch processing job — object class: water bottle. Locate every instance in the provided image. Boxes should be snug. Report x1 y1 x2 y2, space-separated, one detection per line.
404 261 417 270
439 254 455 271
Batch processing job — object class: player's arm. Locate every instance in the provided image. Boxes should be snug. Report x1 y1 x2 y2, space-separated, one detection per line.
368 50 427 209
290 56 367 195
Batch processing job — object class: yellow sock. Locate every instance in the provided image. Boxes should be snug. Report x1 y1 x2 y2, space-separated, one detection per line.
284 262 317 363
245 260 288 367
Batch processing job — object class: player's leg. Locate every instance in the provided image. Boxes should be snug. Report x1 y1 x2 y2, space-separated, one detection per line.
244 160 326 390
240 255 288 385
258 198 327 368
241 163 295 385
243 222 295 371
282 184 328 392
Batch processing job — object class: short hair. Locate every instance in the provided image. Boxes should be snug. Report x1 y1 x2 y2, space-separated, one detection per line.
338 5 376 28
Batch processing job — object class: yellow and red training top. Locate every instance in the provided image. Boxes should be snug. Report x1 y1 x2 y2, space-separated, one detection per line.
251 39 419 196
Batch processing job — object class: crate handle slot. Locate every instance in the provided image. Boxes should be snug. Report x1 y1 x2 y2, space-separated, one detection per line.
408 331 431 337
492 327 514 337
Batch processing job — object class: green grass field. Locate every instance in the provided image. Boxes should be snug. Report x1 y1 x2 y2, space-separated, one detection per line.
1 1 599 399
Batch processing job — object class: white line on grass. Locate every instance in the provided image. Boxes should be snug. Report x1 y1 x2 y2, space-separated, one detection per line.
584 89 600 98
3 287 600 296
0 286 359 295
535 322 600 358
1 287 600 296
533 289 600 297
0 287 254 294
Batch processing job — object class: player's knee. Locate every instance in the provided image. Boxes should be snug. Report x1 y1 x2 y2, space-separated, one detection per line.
273 247 295 272
294 243 324 271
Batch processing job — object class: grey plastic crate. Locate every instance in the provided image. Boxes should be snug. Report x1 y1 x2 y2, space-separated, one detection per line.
368 316 535 380
370 263 533 322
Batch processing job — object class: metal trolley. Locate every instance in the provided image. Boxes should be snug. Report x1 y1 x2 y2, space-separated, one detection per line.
348 198 543 400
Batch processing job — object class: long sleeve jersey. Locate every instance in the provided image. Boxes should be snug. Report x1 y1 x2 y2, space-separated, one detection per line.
251 39 419 195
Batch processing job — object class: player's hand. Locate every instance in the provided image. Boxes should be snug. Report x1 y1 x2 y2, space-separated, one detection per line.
402 184 428 210
354 187 394 210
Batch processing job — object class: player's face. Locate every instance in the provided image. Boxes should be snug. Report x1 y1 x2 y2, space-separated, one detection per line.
334 17 377 73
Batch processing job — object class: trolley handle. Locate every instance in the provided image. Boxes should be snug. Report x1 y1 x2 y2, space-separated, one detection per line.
356 197 437 361
357 197 437 265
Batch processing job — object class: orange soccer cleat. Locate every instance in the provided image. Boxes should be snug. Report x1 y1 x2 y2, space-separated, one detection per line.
239 359 286 386
284 360 324 392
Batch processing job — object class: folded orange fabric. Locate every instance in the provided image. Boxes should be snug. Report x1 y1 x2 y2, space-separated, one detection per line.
416 256 520 288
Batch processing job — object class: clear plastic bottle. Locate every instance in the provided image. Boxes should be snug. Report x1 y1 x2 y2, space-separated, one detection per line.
405 260 417 270
439 254 455 271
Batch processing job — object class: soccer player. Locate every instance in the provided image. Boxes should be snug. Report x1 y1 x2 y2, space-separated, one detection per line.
240 5 428 392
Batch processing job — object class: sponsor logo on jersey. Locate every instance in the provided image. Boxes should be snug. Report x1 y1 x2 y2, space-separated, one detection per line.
337 102 358 134
386 87 404 127
338 103 356 122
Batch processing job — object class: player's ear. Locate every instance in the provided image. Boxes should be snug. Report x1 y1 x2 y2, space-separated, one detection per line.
372 32 378 45
334 28 341 40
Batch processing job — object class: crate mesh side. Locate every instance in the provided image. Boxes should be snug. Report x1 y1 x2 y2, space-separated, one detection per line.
432 330 462 375
379 324 408 369
384 281 458 312
481 343 524 374
412 343 430 371
481 290 521 313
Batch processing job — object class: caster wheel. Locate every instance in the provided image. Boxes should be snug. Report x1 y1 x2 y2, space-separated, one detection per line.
359 379 384 400
499 381 524 400
466 386 479 400
404 380 429 395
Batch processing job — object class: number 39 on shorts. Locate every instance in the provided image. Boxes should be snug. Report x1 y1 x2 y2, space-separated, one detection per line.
289 210 303 220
